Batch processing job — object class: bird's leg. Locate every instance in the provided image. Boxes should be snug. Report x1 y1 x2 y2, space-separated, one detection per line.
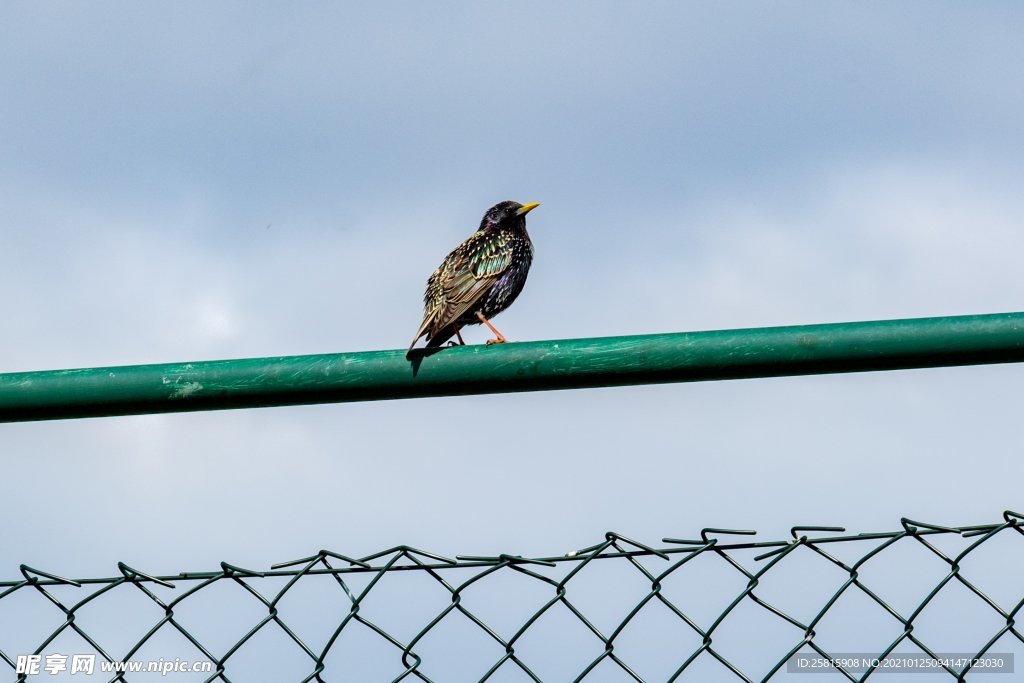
476 312 507 345
447 326 466 347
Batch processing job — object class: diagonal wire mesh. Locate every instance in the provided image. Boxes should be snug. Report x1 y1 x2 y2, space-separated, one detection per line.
2 512 1022 682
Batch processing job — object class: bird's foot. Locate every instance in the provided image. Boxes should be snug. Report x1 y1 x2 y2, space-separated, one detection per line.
475 313 507 345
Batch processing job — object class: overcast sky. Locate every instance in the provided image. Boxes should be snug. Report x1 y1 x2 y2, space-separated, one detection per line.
1 2 1023 679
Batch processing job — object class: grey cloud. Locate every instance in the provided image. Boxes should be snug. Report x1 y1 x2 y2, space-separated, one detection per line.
1 3 1022 673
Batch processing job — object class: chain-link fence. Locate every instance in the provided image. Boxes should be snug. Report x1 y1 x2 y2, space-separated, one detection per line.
2 512 1022 682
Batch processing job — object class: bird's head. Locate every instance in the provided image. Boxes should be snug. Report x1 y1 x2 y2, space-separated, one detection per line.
480 200 540 232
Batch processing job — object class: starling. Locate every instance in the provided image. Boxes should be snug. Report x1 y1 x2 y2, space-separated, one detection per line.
407 200 540 357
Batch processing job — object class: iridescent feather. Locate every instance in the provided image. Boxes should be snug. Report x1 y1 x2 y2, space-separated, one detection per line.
407 201 536 356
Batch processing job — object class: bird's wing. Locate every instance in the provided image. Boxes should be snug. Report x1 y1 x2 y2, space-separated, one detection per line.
408 268 445 353
409 231 513 351
433 231 513 332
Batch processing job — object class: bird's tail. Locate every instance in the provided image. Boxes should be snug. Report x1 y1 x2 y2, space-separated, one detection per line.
406 336 421 359
406 318 432 359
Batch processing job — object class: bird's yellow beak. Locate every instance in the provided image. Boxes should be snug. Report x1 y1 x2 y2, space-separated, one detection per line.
516 202 541 216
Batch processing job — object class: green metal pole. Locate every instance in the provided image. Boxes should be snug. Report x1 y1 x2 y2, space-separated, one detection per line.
1 312 1023 423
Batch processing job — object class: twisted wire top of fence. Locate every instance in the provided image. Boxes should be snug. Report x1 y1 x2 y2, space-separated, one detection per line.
2 512 1022 682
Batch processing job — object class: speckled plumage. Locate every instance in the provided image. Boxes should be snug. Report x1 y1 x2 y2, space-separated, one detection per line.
407 201 538 356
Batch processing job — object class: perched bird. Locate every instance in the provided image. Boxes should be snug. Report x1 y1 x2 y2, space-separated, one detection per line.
407 200 540 357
